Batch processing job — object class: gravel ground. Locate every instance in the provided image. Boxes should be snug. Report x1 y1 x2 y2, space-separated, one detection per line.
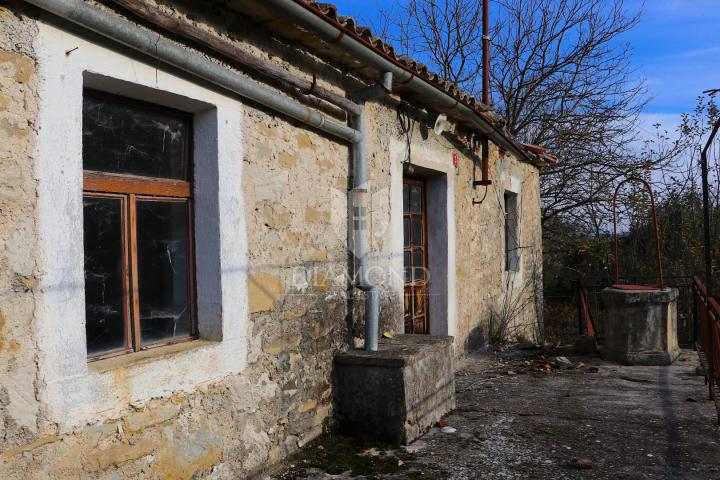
271 348 720 480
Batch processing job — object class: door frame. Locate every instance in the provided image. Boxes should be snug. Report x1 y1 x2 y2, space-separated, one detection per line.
403 176 430 334
390 137 457 339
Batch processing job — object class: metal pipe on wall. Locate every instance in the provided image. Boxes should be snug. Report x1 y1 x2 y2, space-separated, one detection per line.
23 0 361 144
352 71 394 351
262 0 533 164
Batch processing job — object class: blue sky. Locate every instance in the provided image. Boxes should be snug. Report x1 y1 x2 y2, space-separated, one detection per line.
331 0 720 139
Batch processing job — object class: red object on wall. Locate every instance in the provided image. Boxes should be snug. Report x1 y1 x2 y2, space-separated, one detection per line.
452 151 459 168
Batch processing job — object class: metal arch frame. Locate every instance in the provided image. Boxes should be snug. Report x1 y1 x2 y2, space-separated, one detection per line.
611 177 665 290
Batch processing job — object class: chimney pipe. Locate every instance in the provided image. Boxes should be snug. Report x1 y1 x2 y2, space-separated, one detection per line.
477 0 493 186
482 0 490 106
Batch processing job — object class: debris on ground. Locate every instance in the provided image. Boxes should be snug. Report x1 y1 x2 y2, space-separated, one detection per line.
569 458 593 470
550 356 574 369
273 348 716 480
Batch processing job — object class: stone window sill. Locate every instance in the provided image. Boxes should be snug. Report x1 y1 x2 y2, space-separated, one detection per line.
89 339 213 374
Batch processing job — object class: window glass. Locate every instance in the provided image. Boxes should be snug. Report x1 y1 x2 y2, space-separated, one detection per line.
403 217 410 248
84 196 126 356
411 217 423 247
410 185 422 214
404 251 411 282
412 250 424 281
505 192 520 271
137 200 191 344
82 92 189 179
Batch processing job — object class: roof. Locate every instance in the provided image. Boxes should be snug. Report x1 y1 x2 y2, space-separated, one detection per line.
295 1 494 117
288 1 557 166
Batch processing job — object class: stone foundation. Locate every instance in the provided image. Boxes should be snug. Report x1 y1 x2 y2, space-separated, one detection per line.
333 335 455 444
601 287 680 365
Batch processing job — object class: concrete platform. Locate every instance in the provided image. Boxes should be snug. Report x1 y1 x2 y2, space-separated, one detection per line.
275 349 719 480
601 287 680 365
333 334 455 444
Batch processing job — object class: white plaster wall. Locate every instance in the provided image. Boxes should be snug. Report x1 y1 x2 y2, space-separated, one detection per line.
33 23 249 431
389 137 458 338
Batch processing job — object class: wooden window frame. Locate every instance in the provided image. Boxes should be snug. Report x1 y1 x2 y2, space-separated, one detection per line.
83 91 197 361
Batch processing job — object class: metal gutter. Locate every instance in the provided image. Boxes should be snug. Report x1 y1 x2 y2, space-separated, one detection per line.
106 0 362 116
23 0 361 144
262 0 534 164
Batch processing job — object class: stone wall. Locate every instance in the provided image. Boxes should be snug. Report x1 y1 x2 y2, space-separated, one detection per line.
0 1 544 478
454 141 544 349
0 0 42 454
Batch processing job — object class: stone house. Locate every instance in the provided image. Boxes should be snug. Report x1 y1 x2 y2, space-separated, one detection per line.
0 0 555 477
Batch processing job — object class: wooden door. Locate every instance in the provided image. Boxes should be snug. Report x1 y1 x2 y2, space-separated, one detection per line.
403 178 429 334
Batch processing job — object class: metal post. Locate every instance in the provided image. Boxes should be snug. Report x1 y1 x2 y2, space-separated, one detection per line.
701 119 720 400
701 120 720 298
577 279 583 336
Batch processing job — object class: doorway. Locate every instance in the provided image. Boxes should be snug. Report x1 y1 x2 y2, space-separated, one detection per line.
403 178 429 334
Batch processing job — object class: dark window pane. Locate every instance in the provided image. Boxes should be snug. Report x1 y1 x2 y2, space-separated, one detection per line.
84 196 126 356
404 251 411 283
83 92 189 179
411 217 423 247
403 217 410 248
412 250 425 281
410 185 422 214
403 184 409 214
137 201 191 344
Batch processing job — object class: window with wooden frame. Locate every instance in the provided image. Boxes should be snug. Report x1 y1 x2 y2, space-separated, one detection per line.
82 90 196 360
504 191 520 272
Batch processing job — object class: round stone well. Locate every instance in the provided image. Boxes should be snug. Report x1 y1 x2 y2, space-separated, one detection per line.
601 286 680 365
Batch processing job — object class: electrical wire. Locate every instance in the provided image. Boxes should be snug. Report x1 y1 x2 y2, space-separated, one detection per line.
397 102 415 166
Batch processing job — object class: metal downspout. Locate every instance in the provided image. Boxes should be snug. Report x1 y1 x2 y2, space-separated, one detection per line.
263 0 532 164
352 72 393 352
23 0 361 144
350 108 379 351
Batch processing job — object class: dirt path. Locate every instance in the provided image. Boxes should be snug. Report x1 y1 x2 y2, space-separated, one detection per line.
271 349 720 480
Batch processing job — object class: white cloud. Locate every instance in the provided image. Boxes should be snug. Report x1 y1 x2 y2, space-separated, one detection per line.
652 0 718 13
676 46 720 59
632 112 684 149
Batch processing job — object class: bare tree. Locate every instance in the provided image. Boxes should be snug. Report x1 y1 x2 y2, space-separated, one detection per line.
376 0 685 231
400 0 485 92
